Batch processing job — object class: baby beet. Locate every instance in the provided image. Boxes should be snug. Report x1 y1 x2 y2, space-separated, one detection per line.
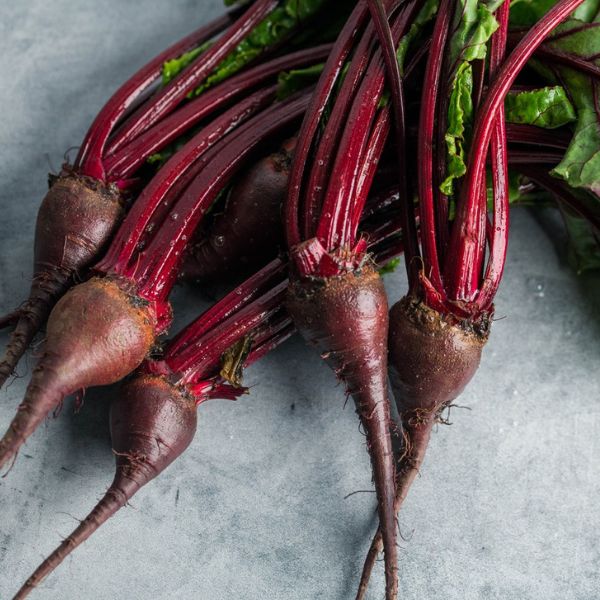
356 296 489 600
181 138 296 282
0 277 156 470
12 374 197 600
287 265 398 600
0 175 122 388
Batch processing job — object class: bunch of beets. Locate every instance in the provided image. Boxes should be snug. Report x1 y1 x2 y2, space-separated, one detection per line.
1 0 599 598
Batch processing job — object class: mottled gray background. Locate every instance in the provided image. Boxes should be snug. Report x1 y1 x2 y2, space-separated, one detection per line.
0 2 599 599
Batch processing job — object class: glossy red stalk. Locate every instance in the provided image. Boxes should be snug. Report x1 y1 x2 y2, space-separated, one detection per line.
316 1 414 253
416 0 453 301
107 0 277 156
506 123 572 149
130 93 310 303
168 258 286 355
104 44 332 181
471 0 511 312
519 165 600 230
347 110 391 242
170 282 287 382
241 318 295 367
445 0 586 305
367 0 419 284
302 20 378 238
507 30 600 79
76 13 234 180
97 86 278 273
285 2 370 248
158 312 295 401
506 149 564 164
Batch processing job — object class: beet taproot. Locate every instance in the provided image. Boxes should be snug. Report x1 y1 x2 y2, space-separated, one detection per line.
12 374 196 599
355 296 490 599
287 265 398 600
0 277 156 470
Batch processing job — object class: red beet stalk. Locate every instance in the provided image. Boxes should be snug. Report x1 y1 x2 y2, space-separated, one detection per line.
75 12 236 180
11 274 296 599
444 0 586 307
285 1 371 249
105 0 279 155
104 45 332 183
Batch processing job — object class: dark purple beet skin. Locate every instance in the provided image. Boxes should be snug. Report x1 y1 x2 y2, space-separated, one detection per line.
12 374 197 600
180 137 297 282
0 277 156 470
0 174 123 388
287 265 399 600
356 295 490 600
389 295 489 523
389 295 489 416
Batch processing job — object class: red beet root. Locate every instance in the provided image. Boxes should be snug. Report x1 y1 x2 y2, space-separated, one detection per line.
181 138 297 282
0 277 156 470
12 374 197 600
355 296 490 600
0 175 123 389
286 266 398 600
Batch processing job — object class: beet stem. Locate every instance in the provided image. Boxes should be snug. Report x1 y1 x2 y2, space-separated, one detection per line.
170 258 286 355
106 0 278 156
133 94 310 303
316 2 413 252
76 13 233 179
98 86 277 273
519 165 600 230
170 281 288 381
367 0 420 284
104 44 332 181
302 20 377 238
445 0 586 302
416 0 453 299
477 1 511 311
285 2 370 248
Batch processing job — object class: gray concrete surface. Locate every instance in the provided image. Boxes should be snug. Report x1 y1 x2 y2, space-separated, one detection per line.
0 2 599 599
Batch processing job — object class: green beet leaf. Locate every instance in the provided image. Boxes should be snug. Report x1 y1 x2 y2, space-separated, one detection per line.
505 86 576 129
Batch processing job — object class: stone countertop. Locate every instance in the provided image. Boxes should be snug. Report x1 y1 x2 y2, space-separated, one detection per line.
0 2 599 599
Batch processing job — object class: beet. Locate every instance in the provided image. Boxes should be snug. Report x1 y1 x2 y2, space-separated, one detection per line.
12 374 197 600
0 175 123 388
0 11 234 389
355 296 490 599
287 266 398 600
0 92 309 472
0 6 327 392
181 138 297 282
0 277 156 470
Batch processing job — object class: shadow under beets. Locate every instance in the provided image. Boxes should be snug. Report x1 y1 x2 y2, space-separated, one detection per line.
48 383 114 510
